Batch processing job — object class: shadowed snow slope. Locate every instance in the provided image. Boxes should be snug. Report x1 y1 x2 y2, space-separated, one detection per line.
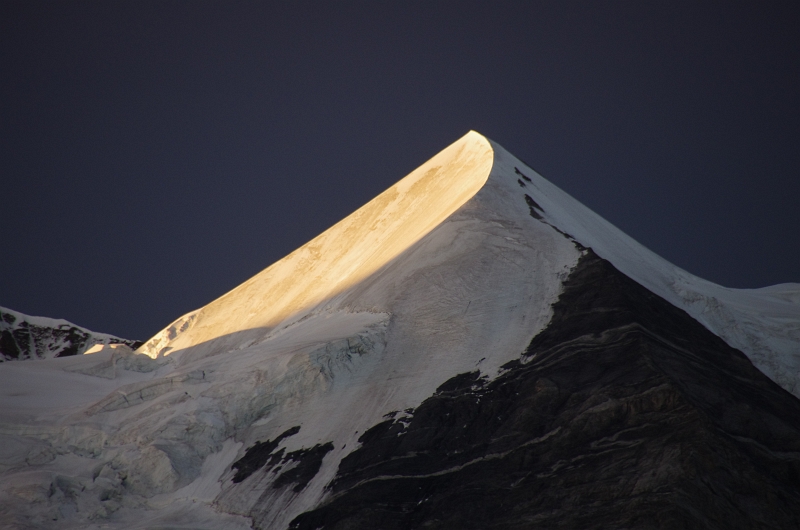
0 131 798 529
489 147 800 398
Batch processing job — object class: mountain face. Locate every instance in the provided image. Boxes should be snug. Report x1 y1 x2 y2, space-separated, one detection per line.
0 132 798 529
0 307 142 361
290 251 800 530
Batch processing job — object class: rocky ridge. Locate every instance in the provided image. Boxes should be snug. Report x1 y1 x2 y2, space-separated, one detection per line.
0 307 141 361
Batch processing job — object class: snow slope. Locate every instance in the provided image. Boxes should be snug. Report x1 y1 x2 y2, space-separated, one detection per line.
0 131 797 529
488 145 800 397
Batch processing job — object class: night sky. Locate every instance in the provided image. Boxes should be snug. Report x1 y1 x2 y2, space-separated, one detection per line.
2 1 798 341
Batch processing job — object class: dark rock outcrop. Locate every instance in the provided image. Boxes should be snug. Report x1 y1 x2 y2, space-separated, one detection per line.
231 424 335 504
232 426 302 483
289 250 800 529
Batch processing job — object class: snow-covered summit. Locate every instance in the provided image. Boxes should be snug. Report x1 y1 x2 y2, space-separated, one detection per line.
141 130 800 398
1 131 798 529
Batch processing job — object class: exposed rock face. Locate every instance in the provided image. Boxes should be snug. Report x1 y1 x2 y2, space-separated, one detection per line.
290 250 800 530
0 307 142 361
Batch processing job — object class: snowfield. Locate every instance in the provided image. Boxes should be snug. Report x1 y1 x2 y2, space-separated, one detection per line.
0 131 797 529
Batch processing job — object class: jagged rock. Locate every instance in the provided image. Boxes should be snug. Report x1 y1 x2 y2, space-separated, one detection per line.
0 306 141 361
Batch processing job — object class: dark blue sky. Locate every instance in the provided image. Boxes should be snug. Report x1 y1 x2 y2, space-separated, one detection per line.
2 1 798 340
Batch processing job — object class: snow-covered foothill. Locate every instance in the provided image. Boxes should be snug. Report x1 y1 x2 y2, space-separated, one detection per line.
0 306 140 362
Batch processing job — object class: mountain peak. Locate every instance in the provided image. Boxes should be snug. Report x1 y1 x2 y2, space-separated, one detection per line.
141 133 799 406
1 133 798 529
